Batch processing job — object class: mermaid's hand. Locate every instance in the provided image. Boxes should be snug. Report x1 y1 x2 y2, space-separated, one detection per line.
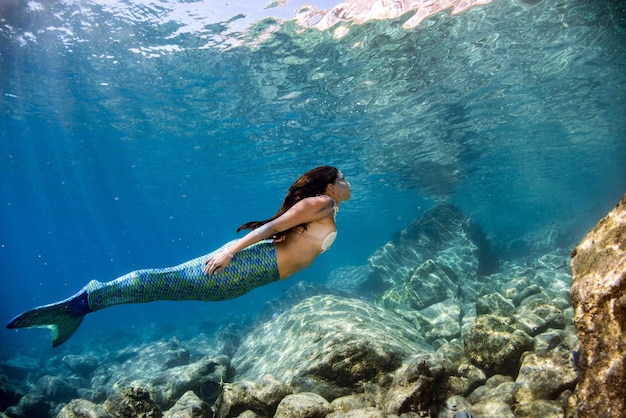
204 251 233 275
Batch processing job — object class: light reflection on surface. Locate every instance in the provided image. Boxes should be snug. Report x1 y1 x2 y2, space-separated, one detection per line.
3 0 494 50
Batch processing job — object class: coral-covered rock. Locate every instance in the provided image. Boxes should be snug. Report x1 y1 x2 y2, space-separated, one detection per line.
103 386 162 418
329 393 375 412
513 399 564 417
163 390 213 418
512 349 577 404
570 194 626 418
57 399 113 418
273 392 332 418
446 362 486 396
463 314 534 375
382 354 446 415
467 374 515 406
232 295 432 400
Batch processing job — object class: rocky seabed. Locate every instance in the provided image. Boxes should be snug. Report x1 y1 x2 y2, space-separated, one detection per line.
2 199 624 418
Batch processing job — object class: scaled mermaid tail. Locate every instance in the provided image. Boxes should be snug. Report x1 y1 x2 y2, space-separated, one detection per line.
6 290 91 347
6 240 280 347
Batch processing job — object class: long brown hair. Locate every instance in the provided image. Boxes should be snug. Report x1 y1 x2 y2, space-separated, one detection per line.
237 166 339 238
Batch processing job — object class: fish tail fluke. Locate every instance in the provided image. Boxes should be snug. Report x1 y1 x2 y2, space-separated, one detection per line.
6 290 92 347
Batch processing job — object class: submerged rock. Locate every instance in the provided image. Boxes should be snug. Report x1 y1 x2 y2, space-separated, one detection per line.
100 338 229 409
57 399 113 418
382 354 446 415
214 374 292 418
256 281 347 324
326 407 385 418
273 392 333 418
475 292 515 316
468 374 514 403
368 202 498 287
415 299 462 343
36 375 78 404
329 393 375 413
512 349 577 404
0 376 23 411
514 300 568 337
4 393 50 418
446 361 486 397
326 264 385 298
231 295 433 400
61 354 100 378
103 386 162 418
463 314 534 376
470 399 514 417
379 259 459 311
570 193 626 418
163 390 213 418
513 399 564 418
214 381 266 418
0 355 42 381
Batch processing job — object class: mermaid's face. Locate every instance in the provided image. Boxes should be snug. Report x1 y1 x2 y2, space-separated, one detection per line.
329 171 351 202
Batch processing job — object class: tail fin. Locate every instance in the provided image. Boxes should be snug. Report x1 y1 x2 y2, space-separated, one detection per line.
6 291 91 347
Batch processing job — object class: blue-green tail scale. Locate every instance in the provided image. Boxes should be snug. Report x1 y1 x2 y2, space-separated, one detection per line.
6 241 279 347
5 291 90 347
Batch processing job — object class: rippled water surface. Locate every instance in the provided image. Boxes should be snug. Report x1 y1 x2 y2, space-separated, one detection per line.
1 0 625 349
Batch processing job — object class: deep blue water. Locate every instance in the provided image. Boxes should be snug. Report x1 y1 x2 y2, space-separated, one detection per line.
1 0 625 355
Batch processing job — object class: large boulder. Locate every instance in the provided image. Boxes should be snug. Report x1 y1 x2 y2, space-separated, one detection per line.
379 259 460 311
463 314 534 376
382 354 447 415
326 265 385 298
372 203 499 315
570 194 626 418
103 386 162 417
512 349 577 404
163 390 213 418
368 202 498 286
4 393 50 418
273 392 333 418
61 354 100 378
36 375 78 404
230 295 433 400
214 374 292 418
0 355 41 381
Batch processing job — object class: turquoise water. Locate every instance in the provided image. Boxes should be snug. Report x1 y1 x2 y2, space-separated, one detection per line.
1 0 625 354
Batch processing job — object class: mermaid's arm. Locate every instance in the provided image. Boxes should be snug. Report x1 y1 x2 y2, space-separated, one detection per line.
204 196 333 275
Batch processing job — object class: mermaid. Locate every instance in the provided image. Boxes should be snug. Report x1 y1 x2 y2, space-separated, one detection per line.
6 166 351 347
